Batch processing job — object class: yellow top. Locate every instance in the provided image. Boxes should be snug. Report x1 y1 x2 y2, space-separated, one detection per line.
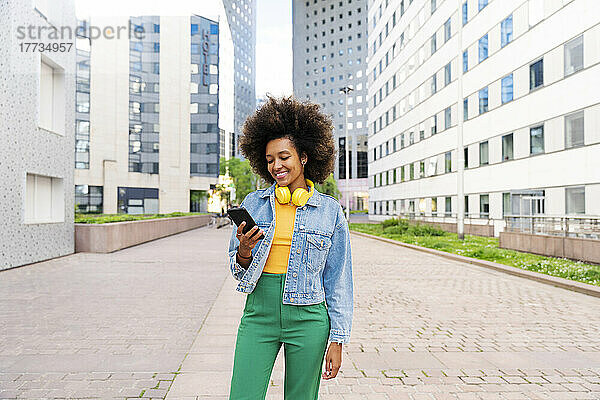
262 199 297 274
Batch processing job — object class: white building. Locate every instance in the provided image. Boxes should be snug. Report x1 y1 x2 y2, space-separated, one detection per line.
74 7 235 214
0 0 76 270
368 0 600 234
292 0 370 211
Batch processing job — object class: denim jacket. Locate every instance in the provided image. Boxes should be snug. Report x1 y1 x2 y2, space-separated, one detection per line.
227 182 353 344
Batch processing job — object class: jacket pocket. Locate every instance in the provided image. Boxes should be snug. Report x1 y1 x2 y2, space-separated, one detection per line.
306 234 332 272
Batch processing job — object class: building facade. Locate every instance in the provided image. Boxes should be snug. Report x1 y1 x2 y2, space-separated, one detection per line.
368 0 600 233
74 11 235 214
0 0 76 270
292 0 370 211
222 0 257 157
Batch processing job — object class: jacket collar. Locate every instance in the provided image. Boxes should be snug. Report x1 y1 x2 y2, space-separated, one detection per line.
259 181 321 207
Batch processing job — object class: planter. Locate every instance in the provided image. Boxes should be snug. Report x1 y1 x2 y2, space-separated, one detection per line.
75 215 211 253
499 231 600 265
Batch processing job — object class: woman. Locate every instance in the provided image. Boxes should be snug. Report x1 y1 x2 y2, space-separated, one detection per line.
227 96 354 399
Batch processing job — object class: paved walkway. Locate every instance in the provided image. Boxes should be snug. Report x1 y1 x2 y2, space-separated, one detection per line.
0 226 229 399
1 225 600 399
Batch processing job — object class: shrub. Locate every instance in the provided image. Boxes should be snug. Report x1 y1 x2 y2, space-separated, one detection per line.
383 224 408 235
406 223 446 237
382 218 399 228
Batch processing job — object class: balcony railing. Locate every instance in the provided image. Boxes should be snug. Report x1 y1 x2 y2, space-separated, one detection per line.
379 211 497 224
504 215 600 239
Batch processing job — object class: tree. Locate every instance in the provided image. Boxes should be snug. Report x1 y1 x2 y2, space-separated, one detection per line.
220 157 259 204
315 173 341 199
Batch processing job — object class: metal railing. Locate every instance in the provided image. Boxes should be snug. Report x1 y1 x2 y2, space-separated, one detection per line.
504 215 600 239
381 212 498 226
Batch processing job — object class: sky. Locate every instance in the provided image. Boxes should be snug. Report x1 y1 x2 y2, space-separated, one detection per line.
74 0 293 100
255 0 293 98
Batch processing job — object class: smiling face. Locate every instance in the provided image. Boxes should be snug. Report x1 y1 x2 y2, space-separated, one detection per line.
265 137 307 191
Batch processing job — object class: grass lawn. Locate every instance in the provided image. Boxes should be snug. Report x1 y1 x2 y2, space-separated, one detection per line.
75 212 210 224
350 221 600 287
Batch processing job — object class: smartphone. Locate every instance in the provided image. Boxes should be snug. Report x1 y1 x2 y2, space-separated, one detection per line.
227 207 264 239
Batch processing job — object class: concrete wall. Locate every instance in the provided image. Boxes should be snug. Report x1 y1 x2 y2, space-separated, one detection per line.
499 231 600 264
0 0 76 270
75 215 211 253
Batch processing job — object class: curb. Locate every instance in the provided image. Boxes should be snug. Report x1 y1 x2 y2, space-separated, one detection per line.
350 230 600 299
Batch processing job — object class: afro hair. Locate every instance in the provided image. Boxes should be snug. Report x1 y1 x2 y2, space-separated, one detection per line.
239 95 337 185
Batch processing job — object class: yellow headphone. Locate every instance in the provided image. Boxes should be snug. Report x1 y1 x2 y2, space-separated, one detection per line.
275 178 315 207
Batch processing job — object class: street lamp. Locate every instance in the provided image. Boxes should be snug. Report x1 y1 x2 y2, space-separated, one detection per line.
456 0 465 240
340 86 353 221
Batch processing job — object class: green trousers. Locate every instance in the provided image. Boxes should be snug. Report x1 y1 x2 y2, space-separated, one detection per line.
229 272 330 400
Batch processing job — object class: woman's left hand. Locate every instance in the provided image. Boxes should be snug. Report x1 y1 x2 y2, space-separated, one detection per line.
322 342 342 380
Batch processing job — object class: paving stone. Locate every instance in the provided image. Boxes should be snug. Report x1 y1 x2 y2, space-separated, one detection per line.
461 377 485 385
4 227 600 400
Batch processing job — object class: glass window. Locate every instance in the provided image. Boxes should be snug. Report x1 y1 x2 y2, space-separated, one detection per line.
420 161 425 178
463 98 468 121
565 186 585 214
191 24 198 35
530 59 543 90
565 110 584 148
502 133 513 161
530 125 544 155
131 41 143 52
464 195 470 217
501 73 513 104
445 196 452 216
444 106 451 129
478 87 488 114
478 34 488 63
503 193 511 216
564 35 583 77
401 133 405 148
478 0 488 11
480 194 490 218
431 115 437 135
501 15 513 47
409 164 414 180
444 62 451 86
431 73 437 94
462 1 468 25
464 147 469 168
431 34 437 55
463 50 468 72
431 0 437 14
444 18 451 42
401 166 405 181
445 151 452 173
410 132 414 145
479 141 489 165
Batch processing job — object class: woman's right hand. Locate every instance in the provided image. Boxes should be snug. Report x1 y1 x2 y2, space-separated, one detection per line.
236 222 264 257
